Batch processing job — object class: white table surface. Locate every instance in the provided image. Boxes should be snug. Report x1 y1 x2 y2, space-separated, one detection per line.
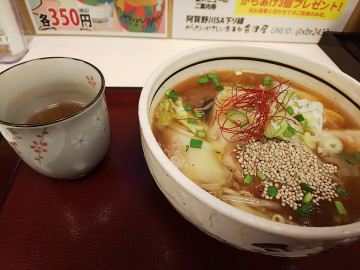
0 36 338 87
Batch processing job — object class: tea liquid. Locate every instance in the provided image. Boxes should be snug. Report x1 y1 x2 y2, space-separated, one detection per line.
26 101 85 124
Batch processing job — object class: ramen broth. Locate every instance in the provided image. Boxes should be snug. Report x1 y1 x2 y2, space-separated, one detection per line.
152 70 360 227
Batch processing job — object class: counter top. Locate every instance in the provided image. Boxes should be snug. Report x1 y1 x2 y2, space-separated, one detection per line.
0 36 339 87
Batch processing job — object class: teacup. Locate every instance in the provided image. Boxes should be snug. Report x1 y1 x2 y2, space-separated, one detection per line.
0 57 110 179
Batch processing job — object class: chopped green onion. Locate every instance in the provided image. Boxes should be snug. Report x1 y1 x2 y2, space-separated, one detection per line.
335 201 347 215
185 145 189 152
244 174 254 184
196 131 206 138
263 76 272 86
286 106 294 116
190 139 203 149
234 70 242 75
303 193 313 204
236 83 242 87
211 78 219 85
337 186 348 197
207 74 219 79
340 151 360 165
283 126 296 138
294 114 305 122
289 91 299 100
216 84 224 91
197 77 209 84
257 171 266 180
322 136 343 154
297 202 314 216
300 183 315 193
226 110 249 127
194 111 204 118
187 119 198 124
267 186 277 197
165 89 178 99
243 85 253 89
184 105 192 111
301 120 308 129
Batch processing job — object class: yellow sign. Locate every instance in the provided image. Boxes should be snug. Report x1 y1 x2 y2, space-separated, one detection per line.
235 0 349 20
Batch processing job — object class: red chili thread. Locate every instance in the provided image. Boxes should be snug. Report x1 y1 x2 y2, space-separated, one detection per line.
213 75 294 144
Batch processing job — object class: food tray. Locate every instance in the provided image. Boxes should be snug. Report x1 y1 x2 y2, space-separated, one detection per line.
0 88 359 269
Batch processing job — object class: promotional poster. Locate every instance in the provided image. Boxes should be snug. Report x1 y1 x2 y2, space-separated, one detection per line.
25 0 168 37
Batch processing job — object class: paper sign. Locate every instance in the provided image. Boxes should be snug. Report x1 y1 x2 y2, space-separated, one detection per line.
24 0 168 38
172 0 359 43
234 0 349 20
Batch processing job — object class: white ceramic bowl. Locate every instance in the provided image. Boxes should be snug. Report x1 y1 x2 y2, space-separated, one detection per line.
138 44 360 257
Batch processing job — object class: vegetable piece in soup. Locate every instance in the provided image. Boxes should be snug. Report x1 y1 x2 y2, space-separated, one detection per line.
151 70 360 227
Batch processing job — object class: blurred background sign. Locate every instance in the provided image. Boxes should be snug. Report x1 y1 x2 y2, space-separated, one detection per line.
171 0 359 43
24 0 168 38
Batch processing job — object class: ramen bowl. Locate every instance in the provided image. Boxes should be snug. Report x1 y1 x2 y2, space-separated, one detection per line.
138 44 360 257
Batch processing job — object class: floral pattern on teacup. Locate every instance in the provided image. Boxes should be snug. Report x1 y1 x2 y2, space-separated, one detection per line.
93 110 103 126
71 134 89 149
30 128 49 164
86 75 96 88
8 129 23 158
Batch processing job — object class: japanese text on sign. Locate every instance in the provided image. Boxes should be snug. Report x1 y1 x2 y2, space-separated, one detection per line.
235 0 349 20
185 15 269 34
38 8 93 30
